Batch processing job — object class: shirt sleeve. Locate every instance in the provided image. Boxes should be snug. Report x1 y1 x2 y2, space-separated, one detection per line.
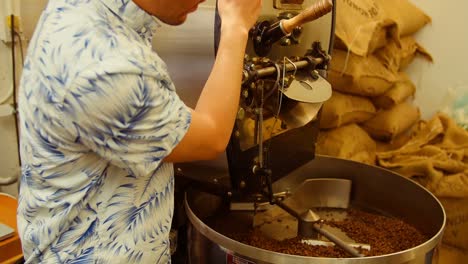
61 65 192 178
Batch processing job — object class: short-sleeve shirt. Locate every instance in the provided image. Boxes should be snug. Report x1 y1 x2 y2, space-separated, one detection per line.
17 0 191 263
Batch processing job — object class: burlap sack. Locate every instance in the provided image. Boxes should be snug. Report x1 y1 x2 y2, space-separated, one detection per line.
334 25 390 56
376 114 468 253
375 128 414 152
317 124 376 165
378 146 467 196
362 102 420 141
373 72 416 109
375 37 433 72
335 0 399 56
280 0 303 3
377 114 468 197
328 49 397 97
439 198 468 251
439 244 468 263
320 91 376 129
377 0 431 37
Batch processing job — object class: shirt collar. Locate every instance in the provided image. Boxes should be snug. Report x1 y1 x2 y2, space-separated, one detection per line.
99 0 160 41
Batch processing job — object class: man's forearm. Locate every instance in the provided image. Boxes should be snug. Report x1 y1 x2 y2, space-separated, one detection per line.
195 28 248 145
164 0 262 162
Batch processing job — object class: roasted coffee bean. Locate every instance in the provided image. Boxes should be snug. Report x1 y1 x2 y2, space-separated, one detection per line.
224 208 427 258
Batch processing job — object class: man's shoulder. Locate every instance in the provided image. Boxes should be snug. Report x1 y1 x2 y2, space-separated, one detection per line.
31 0 164 81
46 3 148 52
21 0 170 111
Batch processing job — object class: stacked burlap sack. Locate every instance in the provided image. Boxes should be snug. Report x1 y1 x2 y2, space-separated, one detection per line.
317 0 432 165
377 113 468 257
317 2 468 259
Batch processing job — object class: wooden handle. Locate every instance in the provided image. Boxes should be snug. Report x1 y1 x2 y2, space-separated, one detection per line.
282 0 333 34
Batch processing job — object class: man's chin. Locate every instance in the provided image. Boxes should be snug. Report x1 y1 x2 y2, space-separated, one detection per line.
161 15 188 26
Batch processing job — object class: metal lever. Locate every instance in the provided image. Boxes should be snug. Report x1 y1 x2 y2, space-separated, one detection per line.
274 200 364 258
281 0 333 34
251 0 333 56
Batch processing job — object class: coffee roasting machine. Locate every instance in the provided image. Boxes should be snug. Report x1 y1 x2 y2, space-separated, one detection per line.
153 1 446 263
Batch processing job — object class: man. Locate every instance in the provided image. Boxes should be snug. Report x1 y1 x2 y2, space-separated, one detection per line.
17 0 261 262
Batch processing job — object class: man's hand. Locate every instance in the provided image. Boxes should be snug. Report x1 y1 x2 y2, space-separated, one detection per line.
217 0 263 35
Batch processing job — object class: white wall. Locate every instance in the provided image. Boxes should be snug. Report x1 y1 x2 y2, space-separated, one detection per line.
20 0 48 39
0 0 48 195
406 0 468 119
0 0 22 196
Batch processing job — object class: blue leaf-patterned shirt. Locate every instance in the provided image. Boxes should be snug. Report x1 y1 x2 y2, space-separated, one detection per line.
17 0 191 263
